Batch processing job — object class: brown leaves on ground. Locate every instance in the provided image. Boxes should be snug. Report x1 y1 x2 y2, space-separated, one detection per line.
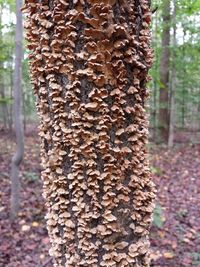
0 128 200 266
150 143 200 267
0 128 51 267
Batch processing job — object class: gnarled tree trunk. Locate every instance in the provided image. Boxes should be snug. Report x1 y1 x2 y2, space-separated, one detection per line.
24 0 155 266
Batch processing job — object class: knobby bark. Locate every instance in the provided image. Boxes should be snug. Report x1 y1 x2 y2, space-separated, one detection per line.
10 0 24 220
23 0 156 266
168 0 176 148
158 0 170 142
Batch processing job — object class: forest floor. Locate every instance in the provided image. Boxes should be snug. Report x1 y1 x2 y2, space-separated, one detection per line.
0 128 200 267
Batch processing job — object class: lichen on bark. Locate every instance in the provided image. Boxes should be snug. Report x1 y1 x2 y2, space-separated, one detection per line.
23 0 156 266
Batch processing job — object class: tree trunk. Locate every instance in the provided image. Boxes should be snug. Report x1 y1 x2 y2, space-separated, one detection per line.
9 61 14 132
0 9 8 130
10 0 24 221
168 0 176 148
181 26 186 129
0 77 8 129
152 0 159 141
24 0 155 266
23 91 27 133
158 0 170 143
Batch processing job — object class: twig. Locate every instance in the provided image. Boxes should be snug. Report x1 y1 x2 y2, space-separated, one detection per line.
41 257 52 267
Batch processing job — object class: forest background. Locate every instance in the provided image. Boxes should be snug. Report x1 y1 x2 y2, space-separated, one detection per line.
0 0 200 266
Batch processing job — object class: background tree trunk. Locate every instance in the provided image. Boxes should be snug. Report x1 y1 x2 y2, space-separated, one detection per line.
24 0 155 266
152 0 159 141
9 61 14 132
158 0 171 142
10 0 24 221
0 74 8 129
181 26 186 129
168 0 176 148
0 9 8 130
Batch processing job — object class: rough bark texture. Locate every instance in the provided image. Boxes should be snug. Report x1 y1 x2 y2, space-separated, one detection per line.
10 0 24 220
23 0 155 266
158 0 170 142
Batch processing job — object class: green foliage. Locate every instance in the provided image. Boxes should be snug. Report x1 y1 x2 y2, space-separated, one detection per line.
150 0 200 133
0 0 15 13
191 252 200 265
153 203 165 228
0 0 37 126
0 30 14 62
151 166 163 176
23 171 39 182
0 96 12 104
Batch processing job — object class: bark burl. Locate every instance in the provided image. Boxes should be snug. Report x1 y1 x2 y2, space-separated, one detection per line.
23 0 155 266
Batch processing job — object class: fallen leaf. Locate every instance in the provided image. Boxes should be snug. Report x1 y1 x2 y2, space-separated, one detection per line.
163 251 174 259
40 254 45 260
32 221 39 227
21 225 31 232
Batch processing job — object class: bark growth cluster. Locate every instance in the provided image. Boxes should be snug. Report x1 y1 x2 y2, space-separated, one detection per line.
23 0 155 266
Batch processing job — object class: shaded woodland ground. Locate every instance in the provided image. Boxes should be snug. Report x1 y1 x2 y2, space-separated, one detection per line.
0 127 200 267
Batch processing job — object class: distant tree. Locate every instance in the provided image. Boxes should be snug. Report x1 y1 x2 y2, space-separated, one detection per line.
24 0 155 266
168 0 176 148
10 0 24 220
0 3 10 129
158 0 170 142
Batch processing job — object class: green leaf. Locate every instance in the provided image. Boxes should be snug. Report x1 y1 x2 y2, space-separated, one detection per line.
23 171 39 182
0 97 13 104
153 203 165 228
